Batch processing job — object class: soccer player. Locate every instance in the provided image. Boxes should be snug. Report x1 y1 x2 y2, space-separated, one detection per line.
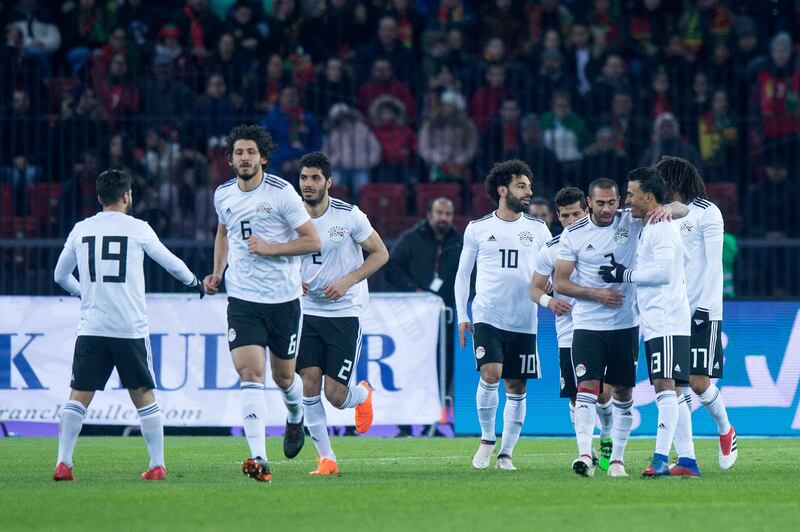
296 152 388 475
657 155 737 470
52 169 205 481
555 177 687 478
455 159 552 471
203 125 321 482
598 168 699 477
529 187 615 471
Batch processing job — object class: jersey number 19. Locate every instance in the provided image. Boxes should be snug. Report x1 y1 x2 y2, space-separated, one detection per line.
81 236 128 283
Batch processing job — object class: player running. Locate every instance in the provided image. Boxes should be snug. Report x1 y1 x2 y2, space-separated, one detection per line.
52 169 205 481
657 156 737 470
296 152 388 475
204 125 321 482
529 187 615 471
455 159 552 471
598 168 699 477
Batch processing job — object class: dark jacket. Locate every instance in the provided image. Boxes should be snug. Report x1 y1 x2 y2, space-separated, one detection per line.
384 220 463 308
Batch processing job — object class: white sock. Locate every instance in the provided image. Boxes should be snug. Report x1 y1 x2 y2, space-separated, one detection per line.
137 403 165 468
655 390 678 457
476 379 499 442
568 401 575 429
280 373 304 423
499 393 526 457
303 395 335 461
698 383 731 435
596 399 613 440
574 392 597 458
241 382 267 459
57 400 85 467
610 399 633 463
681 386 693 410
674 392 696 460
337 383 368 409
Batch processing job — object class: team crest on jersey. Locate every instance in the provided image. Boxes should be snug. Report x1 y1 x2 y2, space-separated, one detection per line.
613 228 629 245
475 346 486 359
680 220 693 236
228 328 237 342
328 225 347 243
518 231 535 247
255 201 272 219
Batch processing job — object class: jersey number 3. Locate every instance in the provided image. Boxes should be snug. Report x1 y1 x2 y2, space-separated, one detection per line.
81 236 128 283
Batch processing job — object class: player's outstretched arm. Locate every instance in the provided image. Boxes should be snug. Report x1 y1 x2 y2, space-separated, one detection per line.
54 247 81 297
247 219 321 257
204 223 228 295
141 224 198 290
323 231 389 301
530 272 571 316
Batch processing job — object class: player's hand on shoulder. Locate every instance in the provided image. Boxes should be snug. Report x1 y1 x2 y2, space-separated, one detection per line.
458 321 473 348
648 204 672 223
593 287 624 308
549 298 572 316
203 273 222 295
247 235 272 256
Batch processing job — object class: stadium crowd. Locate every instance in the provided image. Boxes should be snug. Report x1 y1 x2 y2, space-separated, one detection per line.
1 0 799 295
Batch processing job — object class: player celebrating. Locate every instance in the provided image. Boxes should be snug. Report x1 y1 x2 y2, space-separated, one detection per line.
598 168 699 477
204 125 321 483
555 177 687 478
455 159 552 471
529 187 615 471
657 156 737 470
52 169 204 481
296 152 388 475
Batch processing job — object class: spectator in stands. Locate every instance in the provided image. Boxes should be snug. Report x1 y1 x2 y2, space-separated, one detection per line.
582 125 628 189
478 37 526 94
94 26 142 80
355 15 415 85
195 73 236 151
0 155 40 216
7 0 61 78
306 56 354 117
206 32 245 95
369 95 417 184
678 0 732 61
680 70 711 146
504 113 562 199
1 89 48 173
102 132 138 174
160 154 214 240
228 0 273 68
624 0 676 74
479 98 522 176
174 0 222 65
140 127 181 184
443 27 477 89
525 48 571 114
564 22 599 100
642 66 674 118
698 89 739 183
249 53 288 114
61 150 101 228
139 56 195 135
100 54 141 131
153 24 187 71
640 112 702 169
385 197 462 401
589 52 628 115
55 85 109 180
271 0 307 52
133 183 170 236
322 103 382 200
357 57 416 121
587 0 623 56
300 0 370 63
524 0 573 48
540 90 589 184
61 0 114 75
260 86 322 176
426 0 476 34
479 0 528 59
382 0 426 58
418 90 478 182
468 63 515 132
607 89 650 164
115 0 162 56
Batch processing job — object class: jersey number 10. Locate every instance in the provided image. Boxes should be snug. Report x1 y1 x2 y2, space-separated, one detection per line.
499 249 519 268
81 236 128 283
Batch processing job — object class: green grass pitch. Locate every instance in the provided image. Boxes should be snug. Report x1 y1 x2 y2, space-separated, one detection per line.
2 437 799 531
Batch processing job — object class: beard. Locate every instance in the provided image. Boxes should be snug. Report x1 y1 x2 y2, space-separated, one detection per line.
506 192 528 213
303 188 326 207
235 164 260 181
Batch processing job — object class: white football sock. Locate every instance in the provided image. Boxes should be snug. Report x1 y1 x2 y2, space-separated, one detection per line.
655 390 678 457
499 393 526 457
610 398 633 463
303 395 335 461
574 392 597 458
337 383 368 410
279 373 304 423
568 401 575 428
240 382 267 459
476 379 499 442
137 403 165 468
698 384 731 435
57 400 86 467
674 392 696 460
596 399 613 440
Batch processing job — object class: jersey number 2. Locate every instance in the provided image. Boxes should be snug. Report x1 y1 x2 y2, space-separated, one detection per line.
81 236 128 283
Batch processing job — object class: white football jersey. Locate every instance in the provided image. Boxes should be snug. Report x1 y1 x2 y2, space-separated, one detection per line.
214 173 311 304
535 234 576 348
557 210 641 331
301 197 374 317
629 220 691 340
54 211 196 338
675 198 724 320
455 212 552 334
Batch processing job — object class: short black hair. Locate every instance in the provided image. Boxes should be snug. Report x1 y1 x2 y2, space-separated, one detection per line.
655 155 707 202
484 159 532 204
96 169 132 206
225 124 276 161
427 197 454 213
299 152 331 179
530 196 550 208
628 167 666 203
587 178 618 198
554 186 587 210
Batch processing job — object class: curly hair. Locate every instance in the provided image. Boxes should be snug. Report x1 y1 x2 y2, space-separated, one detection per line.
655 155 707 202
484 159 532 205
225 124 276 161
299 152 331 179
